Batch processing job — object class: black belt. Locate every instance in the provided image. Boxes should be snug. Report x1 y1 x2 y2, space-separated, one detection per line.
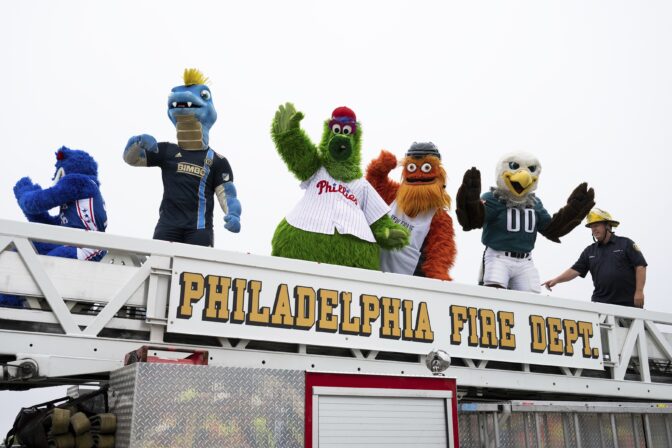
505 251 530 259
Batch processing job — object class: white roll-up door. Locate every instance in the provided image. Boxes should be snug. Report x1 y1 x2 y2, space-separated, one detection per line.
313 387 453 448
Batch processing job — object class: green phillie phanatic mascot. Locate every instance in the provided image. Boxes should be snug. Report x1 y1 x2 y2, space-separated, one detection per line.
456 152 595 292
271 103 410 269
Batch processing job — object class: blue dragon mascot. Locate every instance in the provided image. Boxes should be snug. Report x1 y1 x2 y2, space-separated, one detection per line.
1 147 108 308
123 68 241 247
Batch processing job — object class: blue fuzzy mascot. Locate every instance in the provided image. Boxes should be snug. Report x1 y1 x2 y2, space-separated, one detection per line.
0 147 108 308
123 68 241 247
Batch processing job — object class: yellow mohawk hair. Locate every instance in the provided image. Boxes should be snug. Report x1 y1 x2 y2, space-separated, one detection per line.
183 68 209 86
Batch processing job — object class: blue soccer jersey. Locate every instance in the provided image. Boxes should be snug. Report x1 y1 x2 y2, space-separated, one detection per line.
480 191 551 253
147 142 233 230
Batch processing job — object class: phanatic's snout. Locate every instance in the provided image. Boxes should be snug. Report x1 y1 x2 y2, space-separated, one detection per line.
328 135 352 161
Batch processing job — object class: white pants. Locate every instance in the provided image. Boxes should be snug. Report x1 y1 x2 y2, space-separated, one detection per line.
481 247 540 293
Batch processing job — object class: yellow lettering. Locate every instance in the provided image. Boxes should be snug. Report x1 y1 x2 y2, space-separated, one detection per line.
178 272 205 318
270 284 295 327
530 315 547 353
479 309 497 348
317 289 338 333
294 286 316 330
578 321 597 358
379 297 401 339
547 317 564 355
230 278 247 323
339 292 360 334
497 311 516 350
467 307 479 346
450 305 467 345
402 300 414 340
360 294 380 336
563 319 578 356
246 280 269 325
202 275 230 321
413 302 434 342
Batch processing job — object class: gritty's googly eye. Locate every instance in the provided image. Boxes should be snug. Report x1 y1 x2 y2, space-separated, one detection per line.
407 163 417 173
508 161 520 170
331 124 342 133
528 165 537 173
342 125 352 135
421 163 432 173
200 90 211 100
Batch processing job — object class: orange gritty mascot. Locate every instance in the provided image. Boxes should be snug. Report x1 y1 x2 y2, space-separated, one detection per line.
366 142 456 280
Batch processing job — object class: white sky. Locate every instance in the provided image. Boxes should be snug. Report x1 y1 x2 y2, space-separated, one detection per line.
1 0 671 433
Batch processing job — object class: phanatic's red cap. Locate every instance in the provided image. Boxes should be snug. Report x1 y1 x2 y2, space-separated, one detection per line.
331 106 356 122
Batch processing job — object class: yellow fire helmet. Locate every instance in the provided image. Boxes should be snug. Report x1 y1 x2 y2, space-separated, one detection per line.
585 208 619 228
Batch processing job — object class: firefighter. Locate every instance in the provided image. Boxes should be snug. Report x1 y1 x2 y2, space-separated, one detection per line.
542 208 647 308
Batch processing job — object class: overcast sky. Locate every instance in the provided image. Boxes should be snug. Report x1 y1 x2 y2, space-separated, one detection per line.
1 0 671 433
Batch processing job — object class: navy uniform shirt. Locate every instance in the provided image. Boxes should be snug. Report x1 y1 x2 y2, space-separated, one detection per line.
481 191 552 253
147 142 233 230
572 234 647 307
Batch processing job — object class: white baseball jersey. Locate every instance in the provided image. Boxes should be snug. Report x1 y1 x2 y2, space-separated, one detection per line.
380 201 435 274
286 167 390 242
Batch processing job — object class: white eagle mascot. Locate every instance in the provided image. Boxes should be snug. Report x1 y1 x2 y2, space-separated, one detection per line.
456 152 595 292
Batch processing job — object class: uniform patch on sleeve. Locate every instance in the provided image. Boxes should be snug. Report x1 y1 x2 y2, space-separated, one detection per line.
222 173 230 182
633 243 641 252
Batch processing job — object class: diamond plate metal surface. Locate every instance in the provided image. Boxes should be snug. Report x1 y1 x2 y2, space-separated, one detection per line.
456 409 660 448
646 414 671 448
480 412 496 447
523 413 540 447
497 413 528 448
457 413 479 448
110 363 304 447
109 363 139 448
561 413 578 448
614 414 643 447
578 413 615 448
632 414 647 448
537 413 568 448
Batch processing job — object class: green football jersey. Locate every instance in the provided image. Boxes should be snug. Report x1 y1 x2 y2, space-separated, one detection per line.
481 191 551 253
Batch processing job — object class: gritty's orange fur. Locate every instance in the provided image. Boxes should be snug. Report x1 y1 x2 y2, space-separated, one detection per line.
366 150 457 280
396 155 451 218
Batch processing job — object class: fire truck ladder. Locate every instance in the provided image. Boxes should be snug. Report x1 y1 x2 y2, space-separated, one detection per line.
1 219 672 404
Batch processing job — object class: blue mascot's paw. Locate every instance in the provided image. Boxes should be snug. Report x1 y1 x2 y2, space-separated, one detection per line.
224 214 241 233
13 177 41 202
223 182 241 233
128 134 158 153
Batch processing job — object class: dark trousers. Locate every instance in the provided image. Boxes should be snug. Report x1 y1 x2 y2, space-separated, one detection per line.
153 223 214 247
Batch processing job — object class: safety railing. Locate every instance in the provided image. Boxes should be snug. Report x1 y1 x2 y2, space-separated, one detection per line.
1 218 672 402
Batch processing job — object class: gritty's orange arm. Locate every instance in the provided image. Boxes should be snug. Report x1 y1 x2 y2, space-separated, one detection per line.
366 150 399 205
421 211 457 281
